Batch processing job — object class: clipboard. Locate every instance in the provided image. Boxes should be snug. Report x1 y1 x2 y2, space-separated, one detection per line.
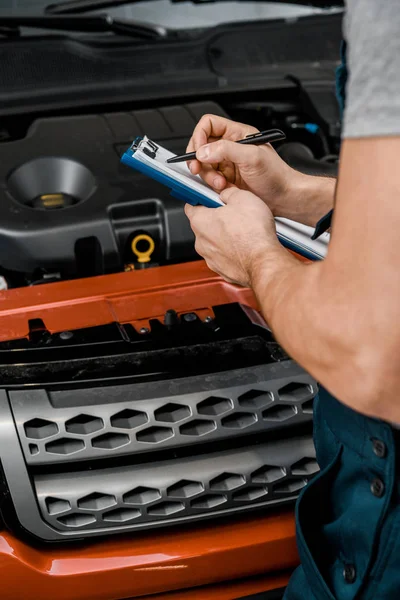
121 136 329 261
121 136 224 208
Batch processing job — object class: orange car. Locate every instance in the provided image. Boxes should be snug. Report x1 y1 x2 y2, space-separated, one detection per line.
0 1 342 598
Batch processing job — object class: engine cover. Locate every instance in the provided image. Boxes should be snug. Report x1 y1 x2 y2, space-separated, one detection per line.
0 101 227 277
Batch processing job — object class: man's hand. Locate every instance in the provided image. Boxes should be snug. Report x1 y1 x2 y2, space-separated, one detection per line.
186 113 295 204
184 187 284 287
186 114 335 227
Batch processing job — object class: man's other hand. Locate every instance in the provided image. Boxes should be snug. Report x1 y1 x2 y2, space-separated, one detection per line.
184 187 282 287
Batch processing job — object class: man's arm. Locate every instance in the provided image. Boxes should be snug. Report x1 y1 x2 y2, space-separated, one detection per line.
252 0 400 422
253 136 400 423
186 2 400 422
185 137 400 422
274 173 335 227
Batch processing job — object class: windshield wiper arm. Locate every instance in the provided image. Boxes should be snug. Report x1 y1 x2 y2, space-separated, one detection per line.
0 14 167 39
46 0 342 15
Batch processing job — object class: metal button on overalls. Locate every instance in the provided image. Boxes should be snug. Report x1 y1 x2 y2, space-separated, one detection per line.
370 478 385 498
372 439 387 459
343 565 356 584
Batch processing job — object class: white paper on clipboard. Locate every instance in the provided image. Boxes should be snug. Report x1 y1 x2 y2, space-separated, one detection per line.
133 136 224 206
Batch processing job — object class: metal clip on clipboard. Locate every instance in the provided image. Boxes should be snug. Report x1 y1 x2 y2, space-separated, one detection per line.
142 139 159 159
130 136 159 158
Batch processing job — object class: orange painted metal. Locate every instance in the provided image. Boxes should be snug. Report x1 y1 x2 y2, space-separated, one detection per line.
134 573 290 599
0 512 297 600
0 254 307 342
0 261 256 342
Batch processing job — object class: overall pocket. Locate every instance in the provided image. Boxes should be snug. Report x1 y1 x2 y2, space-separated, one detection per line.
294 443 343 600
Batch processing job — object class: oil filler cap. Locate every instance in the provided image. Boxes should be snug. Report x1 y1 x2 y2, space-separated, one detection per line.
131 234 155 264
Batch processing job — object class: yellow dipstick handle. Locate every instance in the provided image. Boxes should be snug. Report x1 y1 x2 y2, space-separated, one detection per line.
131 234 155 263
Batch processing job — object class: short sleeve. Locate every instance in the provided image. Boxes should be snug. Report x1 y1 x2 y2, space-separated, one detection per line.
342 0 400 138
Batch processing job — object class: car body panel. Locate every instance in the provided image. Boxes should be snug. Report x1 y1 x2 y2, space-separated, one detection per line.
0 511 296 599
0 257 306 343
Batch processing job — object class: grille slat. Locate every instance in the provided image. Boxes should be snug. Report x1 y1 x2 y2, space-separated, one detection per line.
35 435 317 534
11 366 315 466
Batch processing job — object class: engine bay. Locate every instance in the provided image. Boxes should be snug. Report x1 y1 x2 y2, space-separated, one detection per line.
0 9 344 291
0 5 345 293
0 92 339 290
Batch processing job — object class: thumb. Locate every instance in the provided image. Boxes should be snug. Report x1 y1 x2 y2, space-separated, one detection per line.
196 139 261 167
220 187 254 204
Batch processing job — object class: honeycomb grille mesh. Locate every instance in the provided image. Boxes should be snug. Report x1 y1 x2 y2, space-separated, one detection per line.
2 362 318 540
34 436 318 534
11 376 316 465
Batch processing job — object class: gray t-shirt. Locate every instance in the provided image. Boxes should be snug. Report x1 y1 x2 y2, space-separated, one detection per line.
343 1 400 139
342 2 400 427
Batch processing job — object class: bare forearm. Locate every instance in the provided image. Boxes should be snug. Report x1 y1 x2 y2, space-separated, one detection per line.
250 139 400 424
250 253 331 387
250 252 383 420
273 172 336 227
251 256 351 402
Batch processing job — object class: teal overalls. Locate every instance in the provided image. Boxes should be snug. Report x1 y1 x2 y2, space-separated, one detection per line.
284 43 400 600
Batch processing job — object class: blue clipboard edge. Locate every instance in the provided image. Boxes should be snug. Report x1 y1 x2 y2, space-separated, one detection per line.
121 138 223 209
120 138 319 261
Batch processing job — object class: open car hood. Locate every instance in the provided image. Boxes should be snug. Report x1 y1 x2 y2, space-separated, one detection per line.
45 0 344 16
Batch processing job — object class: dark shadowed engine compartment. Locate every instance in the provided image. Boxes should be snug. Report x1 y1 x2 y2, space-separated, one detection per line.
0 12 341 289
0 96 338 289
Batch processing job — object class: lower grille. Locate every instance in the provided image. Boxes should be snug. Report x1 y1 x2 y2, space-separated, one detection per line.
36 435 316 535
0 303 318 541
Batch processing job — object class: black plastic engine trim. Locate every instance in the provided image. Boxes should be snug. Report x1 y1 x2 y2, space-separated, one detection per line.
0 14 342 116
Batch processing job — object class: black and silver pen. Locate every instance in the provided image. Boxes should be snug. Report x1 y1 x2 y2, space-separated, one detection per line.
166 128 286 164
311 208 334 240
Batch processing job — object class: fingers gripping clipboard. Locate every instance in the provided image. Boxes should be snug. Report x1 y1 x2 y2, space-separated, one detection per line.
121 136 330 260
121 136 224 208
